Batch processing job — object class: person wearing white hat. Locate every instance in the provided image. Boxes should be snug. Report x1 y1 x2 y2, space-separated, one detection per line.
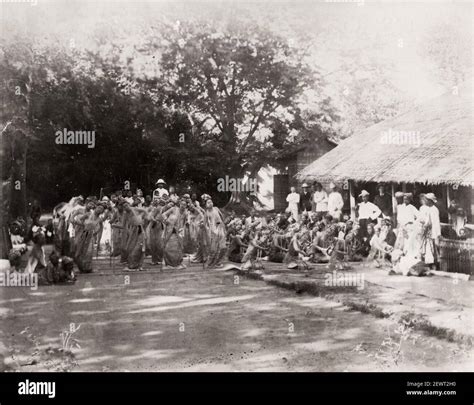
299 183 313 213
397 193 419 228
153 179 169 200
357 190 381 237
419 193 440 266
327 182 344 221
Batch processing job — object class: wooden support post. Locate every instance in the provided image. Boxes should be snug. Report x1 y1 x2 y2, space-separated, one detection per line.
446 185 451 224
391 183 397 225
349 180 356 221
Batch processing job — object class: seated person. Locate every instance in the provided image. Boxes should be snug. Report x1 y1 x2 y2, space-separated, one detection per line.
284 230 309 269
241 231 267 271
9 219 27 254
42 252 76 285
227 230 247 263
382 219 397 248
359 223 375 257
368 224 394 267
276 212 291 231
268 232 287 263
25 230 47 274
344 224 364 262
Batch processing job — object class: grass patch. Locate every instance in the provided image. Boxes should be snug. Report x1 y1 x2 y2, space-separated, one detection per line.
399 311 473 346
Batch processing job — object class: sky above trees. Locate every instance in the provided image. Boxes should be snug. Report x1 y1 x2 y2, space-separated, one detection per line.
2 0 471 138
1 0 472 213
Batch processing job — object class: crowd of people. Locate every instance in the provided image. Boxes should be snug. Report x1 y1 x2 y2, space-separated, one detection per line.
267 181 468 275
44 186 226 274
6 178 471 280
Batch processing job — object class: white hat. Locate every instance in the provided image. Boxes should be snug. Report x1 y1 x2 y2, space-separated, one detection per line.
156 179 166 185
302 183 309 188
424 192 437 202
359 190 370 197
329 182 336 189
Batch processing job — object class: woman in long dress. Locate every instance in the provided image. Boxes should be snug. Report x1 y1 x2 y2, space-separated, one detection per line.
418 193 441 266
162 201 186 269
74 205 104 273
146 200 165 265
53 212 70 256
52 196 84 256
183 201 198 254
123 203 147 270
204 198 227 268
119 203 131 264
66 198 85 257
110 203 124 257
191 204 209 265
98 206 112 254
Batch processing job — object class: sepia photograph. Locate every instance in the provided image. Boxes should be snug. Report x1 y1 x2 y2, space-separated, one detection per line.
0 0 472 398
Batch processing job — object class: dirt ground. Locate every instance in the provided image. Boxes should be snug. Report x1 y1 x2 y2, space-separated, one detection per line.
1 257 472 372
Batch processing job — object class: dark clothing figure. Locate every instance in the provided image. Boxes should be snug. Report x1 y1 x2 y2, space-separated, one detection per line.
374 194 392 217
359 235 373 257
30 202 42 224
227 235 245 263
384 229 397 247
299 192 313 212
277 217 289 230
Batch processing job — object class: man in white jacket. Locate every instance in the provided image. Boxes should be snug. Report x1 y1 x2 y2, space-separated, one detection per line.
286 187 300 222
357 190 381 237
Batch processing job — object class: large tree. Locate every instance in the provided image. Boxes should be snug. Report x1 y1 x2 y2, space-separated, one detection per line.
156 21 329 179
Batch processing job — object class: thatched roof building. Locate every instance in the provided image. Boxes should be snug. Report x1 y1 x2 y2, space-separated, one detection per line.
297 85 473 187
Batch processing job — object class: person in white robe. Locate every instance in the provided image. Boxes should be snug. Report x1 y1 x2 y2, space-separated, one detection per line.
286 187 300 222
395 193 419 252
313 182 328 216
419 193 441 265
327 183 344 221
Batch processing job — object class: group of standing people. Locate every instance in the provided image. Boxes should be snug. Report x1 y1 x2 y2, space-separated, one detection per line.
16 176 462 279
51 179 227 273
280 181 446 274
286 182 344 222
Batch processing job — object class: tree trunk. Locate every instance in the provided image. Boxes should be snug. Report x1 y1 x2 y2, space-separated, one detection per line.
222 166 265 215
9 131 27 220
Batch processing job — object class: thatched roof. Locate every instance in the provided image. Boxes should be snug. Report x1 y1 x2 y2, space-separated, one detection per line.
297 84 473 186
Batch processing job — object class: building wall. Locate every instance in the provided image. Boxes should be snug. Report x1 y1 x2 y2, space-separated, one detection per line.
255 166 278 210
258 139 337 212
287 140 337 187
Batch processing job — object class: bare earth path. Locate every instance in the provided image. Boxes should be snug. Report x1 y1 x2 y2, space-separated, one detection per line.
0 261 471 372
